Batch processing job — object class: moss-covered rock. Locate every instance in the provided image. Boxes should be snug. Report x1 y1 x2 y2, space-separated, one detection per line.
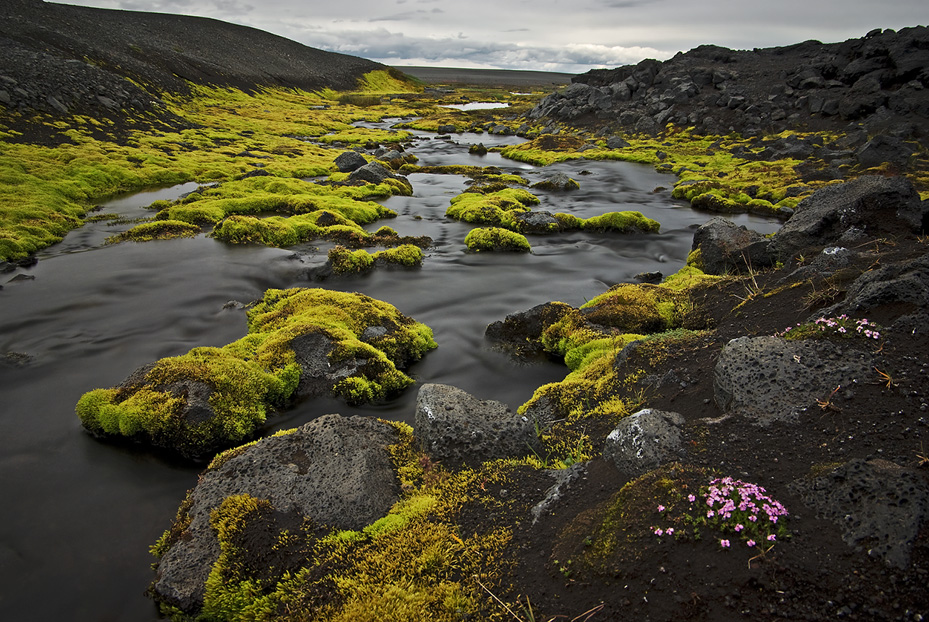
464 227 531 252
76 288 437 458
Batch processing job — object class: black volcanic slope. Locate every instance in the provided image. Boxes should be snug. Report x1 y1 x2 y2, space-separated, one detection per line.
0 0 385 122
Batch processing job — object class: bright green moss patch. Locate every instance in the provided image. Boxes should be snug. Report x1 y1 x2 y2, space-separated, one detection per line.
76 288 436 457
445 188 540 231
373 244 425 267
154 176 399 226
582 211 659 233
329 246 375 274
464 227 531 252
106 219 201 243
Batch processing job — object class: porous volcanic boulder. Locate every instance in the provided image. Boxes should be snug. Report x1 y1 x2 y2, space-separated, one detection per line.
150 414 402 614
334 150 367 172
770 176 927 260
815 254 929 324
790 459 929 568
602 408 686 477
714 336 874 426
414 384 541 468
691 217 774 274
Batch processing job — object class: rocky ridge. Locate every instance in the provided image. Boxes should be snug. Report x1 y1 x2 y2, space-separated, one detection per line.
530 27 929 160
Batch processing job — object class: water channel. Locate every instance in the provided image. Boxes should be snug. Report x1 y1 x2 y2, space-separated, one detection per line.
0 126 782 620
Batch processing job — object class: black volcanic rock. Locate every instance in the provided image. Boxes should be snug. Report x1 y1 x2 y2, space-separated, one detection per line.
530 27 929 148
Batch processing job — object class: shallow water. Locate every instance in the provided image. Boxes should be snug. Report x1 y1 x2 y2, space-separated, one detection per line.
0 130 781 620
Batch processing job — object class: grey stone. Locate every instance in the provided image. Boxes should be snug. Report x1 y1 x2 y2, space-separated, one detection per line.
791 459 929 568
714 336 874 426
414 384 540 468
602 408 685 477
151 414 401 613
334 150 367 173
691 217 773 275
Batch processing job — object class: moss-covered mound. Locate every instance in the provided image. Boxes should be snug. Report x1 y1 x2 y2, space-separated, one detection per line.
445 188 541 230
152 418 551 621
464 227 531 252
76 288 437 458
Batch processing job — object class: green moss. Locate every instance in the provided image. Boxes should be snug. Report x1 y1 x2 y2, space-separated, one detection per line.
106 219 201 243
582 211 660 233
464 227 531 252
373 244 424 267
329 246 375 274
76 288 437 457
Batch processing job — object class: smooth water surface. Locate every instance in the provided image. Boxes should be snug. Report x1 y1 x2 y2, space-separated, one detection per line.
0 129 781 620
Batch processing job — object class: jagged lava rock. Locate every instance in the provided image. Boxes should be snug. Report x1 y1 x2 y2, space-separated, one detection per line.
151 414 401 613
414 383 541 468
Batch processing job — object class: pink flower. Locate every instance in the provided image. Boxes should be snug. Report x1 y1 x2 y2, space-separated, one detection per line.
707 510 715 519
654 528 663 536
687 494 696 503
657 504 665 512
720 539 730 548
767 534 777 541
746 539 756 547
734 524 744 532
666 528 675 535
748 515 758 522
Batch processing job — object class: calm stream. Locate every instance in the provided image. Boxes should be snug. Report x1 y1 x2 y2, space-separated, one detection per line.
0 127 780 620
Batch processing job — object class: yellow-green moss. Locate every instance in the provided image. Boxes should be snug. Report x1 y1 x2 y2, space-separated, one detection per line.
329 246 375 274
106 219 201 243
464 227 531 252
373 244 424 267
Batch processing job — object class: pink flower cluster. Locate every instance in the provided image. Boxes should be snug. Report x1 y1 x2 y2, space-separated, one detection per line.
652 476 788 550
703 477 789 525
777 315 881 340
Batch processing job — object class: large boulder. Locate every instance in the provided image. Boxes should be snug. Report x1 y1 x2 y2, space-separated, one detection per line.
150 414 402 614
770 176 927 261
602 408 686 477
334 150 367 173
414 384 541 468
790 459 929 568
348 161 412 193
691 217 774 274
714 336 874 426
814 253 929 323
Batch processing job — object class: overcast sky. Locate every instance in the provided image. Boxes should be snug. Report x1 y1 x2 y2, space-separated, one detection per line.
52 0 928 74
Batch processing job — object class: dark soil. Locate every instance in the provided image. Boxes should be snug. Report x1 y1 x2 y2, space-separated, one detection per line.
496 234 929 621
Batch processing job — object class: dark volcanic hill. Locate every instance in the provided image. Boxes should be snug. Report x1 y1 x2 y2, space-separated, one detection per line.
0 0 386 125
